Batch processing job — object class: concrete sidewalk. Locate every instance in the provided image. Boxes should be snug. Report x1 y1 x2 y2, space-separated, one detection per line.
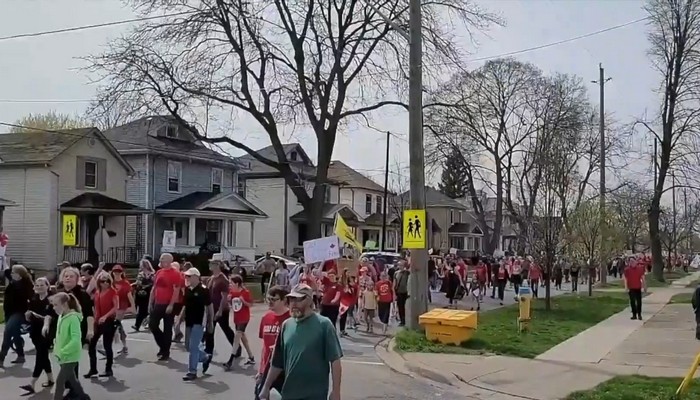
377 280 700 400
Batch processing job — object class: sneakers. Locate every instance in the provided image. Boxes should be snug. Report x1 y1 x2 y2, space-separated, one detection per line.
244 357 255 366
182 373 197 381
202 354 213 373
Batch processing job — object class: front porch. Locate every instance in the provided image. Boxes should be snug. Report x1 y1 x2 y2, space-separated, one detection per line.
289 203 364 253
61 193 148 266
156 191 267 261
448 222 484 255
360 212 400 251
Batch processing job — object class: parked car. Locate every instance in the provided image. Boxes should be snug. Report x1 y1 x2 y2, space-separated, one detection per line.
229 255 256 279
254 254 299 270
360 251 402 271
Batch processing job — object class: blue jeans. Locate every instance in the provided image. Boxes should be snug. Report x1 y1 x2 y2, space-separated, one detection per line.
0 313 25 360
185 325 207 374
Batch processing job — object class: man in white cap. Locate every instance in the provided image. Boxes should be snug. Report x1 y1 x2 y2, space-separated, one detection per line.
180 267 214 381
259 284 343 400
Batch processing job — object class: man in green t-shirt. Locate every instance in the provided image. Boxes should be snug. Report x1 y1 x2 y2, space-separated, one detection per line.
260 284 343 400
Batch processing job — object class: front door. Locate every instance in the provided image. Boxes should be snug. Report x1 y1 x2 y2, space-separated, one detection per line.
85 214 100 266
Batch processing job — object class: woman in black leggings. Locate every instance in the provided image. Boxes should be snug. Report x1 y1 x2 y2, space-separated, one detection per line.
20 277 55 395
132 260 154 331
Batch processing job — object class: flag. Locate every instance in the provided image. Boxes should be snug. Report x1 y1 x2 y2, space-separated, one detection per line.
334 214 363 252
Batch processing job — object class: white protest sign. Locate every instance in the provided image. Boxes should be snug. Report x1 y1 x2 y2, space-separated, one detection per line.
303 235 340 264
162 230 177 251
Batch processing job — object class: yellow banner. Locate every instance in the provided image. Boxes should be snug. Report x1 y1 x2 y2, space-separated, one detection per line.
334 214 363 251
403 209 426 249
62 214 77 246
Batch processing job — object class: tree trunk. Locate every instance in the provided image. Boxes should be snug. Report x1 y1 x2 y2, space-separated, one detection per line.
648 202 664 281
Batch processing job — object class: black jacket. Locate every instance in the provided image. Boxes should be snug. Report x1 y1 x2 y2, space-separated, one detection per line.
3 279 33 316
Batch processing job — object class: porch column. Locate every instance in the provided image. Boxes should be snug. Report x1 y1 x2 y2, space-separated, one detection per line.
222 219 229 247
188 217 196 246
249 220 256 248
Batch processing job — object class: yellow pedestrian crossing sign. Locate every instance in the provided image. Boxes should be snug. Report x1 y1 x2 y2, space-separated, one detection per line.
62 214 77 246
403 209 426 249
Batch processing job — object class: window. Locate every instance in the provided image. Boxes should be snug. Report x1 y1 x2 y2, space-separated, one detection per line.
84 161 97 189
365 194 372 214
175 221 184 239
237 177 246 197
211 168 223 193
458 211 463 223
167 161 182 193
449 236 464 250
165 126 177 138
467 237 474 250
474 237 481 252
290 151 298 161
376 195 382 214
450 210 454 224
324 186 331 203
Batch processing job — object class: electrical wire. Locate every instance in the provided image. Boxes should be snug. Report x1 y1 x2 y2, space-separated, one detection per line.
0 11 196 43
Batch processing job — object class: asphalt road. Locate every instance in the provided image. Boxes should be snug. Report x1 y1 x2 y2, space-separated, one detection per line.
0 305 462 400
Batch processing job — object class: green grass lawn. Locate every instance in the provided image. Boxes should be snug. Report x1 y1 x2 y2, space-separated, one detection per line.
565 375 700 400
394 293 630 358
605 270 688 289
670 292 694 304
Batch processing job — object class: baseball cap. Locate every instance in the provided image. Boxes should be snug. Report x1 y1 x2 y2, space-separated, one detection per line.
286 283 314 299
184 267 201 277
112 264 124 272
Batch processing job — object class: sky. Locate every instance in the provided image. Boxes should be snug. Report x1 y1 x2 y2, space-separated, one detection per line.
0 0 657 191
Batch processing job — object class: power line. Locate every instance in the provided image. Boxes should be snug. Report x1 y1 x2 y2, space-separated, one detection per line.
0 11 196 43
0 14 648 106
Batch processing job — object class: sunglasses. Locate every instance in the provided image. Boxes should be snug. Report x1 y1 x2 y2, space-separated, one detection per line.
288 295 307 302
99 280 109 283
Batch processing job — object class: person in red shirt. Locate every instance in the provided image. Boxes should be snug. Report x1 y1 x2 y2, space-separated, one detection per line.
528 262 542 298
319 272 342 328
148 253 183 361
474 258 488 299
224 274 255 370
86 271 119 378
172 262 188 343
375 271 394 334
624 257 646 320
338 274 358 336
456 258 468 282
254 285 290 397
111 264 135 355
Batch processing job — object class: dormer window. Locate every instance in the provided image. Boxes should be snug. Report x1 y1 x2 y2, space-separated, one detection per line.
290 151 298 161
165 126 177 138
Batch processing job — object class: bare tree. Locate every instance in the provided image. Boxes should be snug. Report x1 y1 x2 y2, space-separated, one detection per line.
609 182 652 252
425 58 543 254
86 99 133 130
86 0 500 239
641 0 700 280
659 200 700 267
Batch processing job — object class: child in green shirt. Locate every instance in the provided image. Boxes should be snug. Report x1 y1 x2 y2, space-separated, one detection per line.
51 292 90 400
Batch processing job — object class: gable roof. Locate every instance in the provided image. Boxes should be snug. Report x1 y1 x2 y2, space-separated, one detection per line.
156 191 267 217
236 143 316 177
289 203 364 224
103 116 238 167
396 187 468 210
60 193 147 214
0 128 134 173
328 160 385 192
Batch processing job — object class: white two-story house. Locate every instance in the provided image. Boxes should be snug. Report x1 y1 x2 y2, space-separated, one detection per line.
237 144 398 255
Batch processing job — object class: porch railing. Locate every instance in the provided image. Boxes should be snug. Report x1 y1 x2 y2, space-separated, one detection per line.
63 246 144 266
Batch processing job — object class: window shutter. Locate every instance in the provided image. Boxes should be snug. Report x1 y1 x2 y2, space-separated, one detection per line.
97 158 107 191
76 156 86 189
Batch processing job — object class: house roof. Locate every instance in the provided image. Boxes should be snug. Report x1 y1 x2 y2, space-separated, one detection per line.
448 222 483 235
0 197 16 207
103 116 237 166
236 143 317 178
397 187 468 210
0 128 133 173
289 203 363 224
60 193 147 214
363 212 399 226
328 160 385 192
156 191 266 216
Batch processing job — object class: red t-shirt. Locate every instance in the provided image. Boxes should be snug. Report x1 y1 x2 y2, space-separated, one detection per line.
153 267 183 305
476 264 487 282
94 287 118 322
376 280 393 303
300 274 315 288
529 265 541 280
321 277 342 305
456 262 467 280
258 310 290 374
624 265 645 290
114 279 132 310
340 283 358 305
229 287 252 325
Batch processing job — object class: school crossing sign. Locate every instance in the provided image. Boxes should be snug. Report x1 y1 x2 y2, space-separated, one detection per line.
402 209 426 249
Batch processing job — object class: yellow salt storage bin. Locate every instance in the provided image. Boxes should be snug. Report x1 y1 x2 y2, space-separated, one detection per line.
418 308 478 345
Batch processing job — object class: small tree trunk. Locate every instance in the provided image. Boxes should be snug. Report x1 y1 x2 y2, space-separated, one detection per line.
648 203 664 281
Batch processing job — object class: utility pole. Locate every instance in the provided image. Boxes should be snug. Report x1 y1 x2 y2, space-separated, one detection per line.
684 188 689 254
381 131 391 251
593 64 611 284
672 171 677 264
407 0 428 330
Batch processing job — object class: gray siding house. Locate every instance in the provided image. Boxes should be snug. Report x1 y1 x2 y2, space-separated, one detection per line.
104 116 267 261
0 128 145 270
